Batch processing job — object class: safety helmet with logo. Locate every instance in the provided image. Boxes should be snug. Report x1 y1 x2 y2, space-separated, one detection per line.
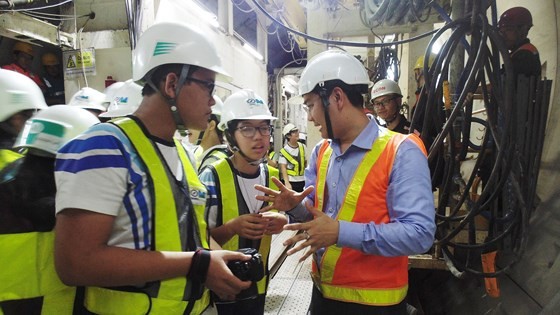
282 123 298 137
0 69 48 122
13 105 99 157
132 22 230 83
498 7 533 29
370 79 403 101
68 87 108 112
13 41 34 57
298 49 371 96
99 80 143 118
219 89 276 131
41 53 60 66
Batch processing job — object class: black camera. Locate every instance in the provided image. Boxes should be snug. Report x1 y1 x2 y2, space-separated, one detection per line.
214 248 265 303
227 248 265 282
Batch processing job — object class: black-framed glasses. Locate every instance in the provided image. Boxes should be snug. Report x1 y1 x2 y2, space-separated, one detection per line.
185 77 216 96
235 125 273 138
372 97 396 108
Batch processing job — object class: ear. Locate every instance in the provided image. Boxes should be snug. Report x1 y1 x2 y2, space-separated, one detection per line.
332 87 344 110
207 119 217 131
163 72 179 98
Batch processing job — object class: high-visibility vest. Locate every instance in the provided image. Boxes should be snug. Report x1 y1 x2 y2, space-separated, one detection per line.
0 232 76 314
313 130 427 306
209 159 278 294
83 118 211 315
0 149 22 171
511 42 538 58
280 143 305 176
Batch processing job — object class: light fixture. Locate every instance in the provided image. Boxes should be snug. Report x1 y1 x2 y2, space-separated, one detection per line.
243 43 264 61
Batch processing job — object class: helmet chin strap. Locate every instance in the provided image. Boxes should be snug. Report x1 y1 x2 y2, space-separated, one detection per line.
318 83 335 140
384 111 400 124
146 65 190 136
230 145 267 166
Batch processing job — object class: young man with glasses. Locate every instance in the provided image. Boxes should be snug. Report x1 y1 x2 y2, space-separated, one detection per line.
199 89 288 315
53 22 251 314
370 79 411 134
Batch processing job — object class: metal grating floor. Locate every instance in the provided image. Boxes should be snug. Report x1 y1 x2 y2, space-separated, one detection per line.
265 230 313 315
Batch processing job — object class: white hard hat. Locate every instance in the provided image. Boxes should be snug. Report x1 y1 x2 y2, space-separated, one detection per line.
0 69 48 121
99 80 143 118
132 22 230 83
14 105 99 156
282 123 298 136
370 79 402 101
68 87 108 112
212 95 224 117
299 49 371 96
219 89 277 131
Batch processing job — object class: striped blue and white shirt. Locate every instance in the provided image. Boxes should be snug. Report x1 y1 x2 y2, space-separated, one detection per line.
55 121 182 250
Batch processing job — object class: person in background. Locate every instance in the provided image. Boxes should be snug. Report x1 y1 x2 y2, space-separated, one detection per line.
41 52 66 105
98 79 143 122
412 53 435 118
267 137 279 169
53 22 251 314
498 6 541 79
0 105 99 314
371 79 411 134
2 41 46 92
255 49 436 315
199 89 287 315
187 95 230 171
278 123 307 192
67 86 108 117
0 69 48 166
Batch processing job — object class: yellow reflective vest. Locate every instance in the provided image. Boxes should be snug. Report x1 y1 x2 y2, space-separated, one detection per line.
280 143 305 176
83 118 211 315
0 149 22 171
0 232 76 314
209 159 278 294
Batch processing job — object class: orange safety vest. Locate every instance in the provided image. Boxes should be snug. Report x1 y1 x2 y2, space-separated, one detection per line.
313 129 427 306
511 42 538 58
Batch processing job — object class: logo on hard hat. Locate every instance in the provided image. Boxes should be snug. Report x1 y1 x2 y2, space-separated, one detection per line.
153 42 178 56
115 96 129 104
373 86 386 93
246 98 264 105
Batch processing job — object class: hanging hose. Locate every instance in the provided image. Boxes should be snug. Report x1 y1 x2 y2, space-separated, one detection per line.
408 0 543 278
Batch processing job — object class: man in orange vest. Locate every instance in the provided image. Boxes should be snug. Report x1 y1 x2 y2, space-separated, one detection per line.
2 41 46 92
498 6 540 78
255 50 436 314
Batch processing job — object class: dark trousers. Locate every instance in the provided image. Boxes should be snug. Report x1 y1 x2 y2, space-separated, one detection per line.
310 286 407 315
215 294 265 315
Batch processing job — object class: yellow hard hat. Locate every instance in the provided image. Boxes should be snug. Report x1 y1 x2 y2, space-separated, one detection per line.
13 41 34 57
414 54 436 70
41 53 60 66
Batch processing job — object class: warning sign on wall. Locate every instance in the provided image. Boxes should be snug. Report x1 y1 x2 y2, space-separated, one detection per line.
63 48 96 77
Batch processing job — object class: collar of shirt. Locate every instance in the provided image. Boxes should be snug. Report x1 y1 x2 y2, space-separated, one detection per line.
329 119 380 156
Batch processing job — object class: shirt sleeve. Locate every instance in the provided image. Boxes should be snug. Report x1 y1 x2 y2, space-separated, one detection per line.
199 167 219 228
55 125 129 216
337 138 436 256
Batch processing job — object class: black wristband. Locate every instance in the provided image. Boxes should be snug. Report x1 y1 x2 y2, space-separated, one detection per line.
187 248 211 283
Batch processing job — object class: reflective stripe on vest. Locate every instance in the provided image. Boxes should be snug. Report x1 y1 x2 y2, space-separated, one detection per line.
280 143 305 176
0 232 75 314
511 42 538 57
84 118 210 315
313 130 427 306
211 159 278 294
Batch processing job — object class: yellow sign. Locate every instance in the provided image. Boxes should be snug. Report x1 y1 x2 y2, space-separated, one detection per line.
63 48 96 76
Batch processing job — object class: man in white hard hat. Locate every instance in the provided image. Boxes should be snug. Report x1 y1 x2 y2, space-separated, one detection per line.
53 22 251 314
278 123 307 192
255 49 435 314
370 79 411 134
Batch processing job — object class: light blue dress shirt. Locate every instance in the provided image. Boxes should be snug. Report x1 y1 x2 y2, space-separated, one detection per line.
288 120 436 257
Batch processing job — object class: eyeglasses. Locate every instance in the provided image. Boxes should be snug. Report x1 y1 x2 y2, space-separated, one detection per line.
371 97 396 108
235 125 273 138
185 77 216 96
